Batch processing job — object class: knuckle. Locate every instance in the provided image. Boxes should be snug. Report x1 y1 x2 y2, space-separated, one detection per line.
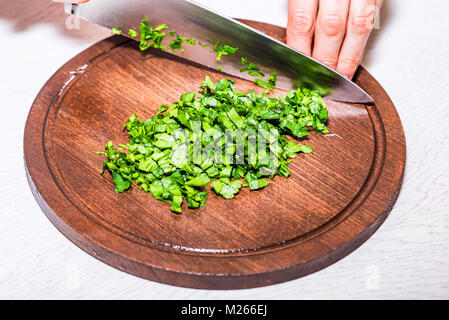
318 57 339 68
319 13 346 36
350 13 375 34
289 11 315 35
340 56 360 68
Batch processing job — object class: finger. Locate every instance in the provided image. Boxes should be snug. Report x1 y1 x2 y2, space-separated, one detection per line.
336 0 379 78
312 0 350 69
287 0 319 56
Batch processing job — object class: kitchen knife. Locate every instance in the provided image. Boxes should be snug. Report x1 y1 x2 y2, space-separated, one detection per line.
64 0 373 103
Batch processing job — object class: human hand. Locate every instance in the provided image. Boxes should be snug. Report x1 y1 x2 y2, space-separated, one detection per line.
287 0 383 79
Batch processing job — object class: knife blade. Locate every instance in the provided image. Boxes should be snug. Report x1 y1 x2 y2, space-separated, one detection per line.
64 0 373 103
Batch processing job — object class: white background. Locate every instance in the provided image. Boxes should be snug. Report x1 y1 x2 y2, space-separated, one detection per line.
0 0 448 299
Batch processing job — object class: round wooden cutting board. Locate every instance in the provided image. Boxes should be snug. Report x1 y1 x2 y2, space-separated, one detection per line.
24 20 406 289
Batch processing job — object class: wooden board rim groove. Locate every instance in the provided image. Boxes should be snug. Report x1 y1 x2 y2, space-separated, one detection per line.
24 20 406 289
41 40 387 257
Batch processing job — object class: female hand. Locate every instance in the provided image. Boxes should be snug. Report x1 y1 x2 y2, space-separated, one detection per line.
287 0 383 79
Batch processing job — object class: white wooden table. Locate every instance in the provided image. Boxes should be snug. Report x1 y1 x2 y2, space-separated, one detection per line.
1 0 448 299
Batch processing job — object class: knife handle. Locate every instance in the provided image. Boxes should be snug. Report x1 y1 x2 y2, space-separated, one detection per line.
64 2 80 15
63 1 89 15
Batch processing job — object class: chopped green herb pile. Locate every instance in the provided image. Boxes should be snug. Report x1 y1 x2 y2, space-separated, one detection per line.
97 77 329 213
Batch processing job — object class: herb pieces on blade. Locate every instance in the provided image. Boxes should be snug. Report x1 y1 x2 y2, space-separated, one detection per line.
212 41 239 61
168 34 196 54
240 61 265 78
139 18 169 50
111 26 122 35
116 18 277 93
97 77 329 213
128 28 138 38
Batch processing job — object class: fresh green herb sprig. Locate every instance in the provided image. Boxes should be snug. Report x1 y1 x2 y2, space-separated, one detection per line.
97 77 329 213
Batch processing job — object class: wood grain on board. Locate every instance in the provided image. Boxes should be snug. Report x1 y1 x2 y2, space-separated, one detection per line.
24 20 406 289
